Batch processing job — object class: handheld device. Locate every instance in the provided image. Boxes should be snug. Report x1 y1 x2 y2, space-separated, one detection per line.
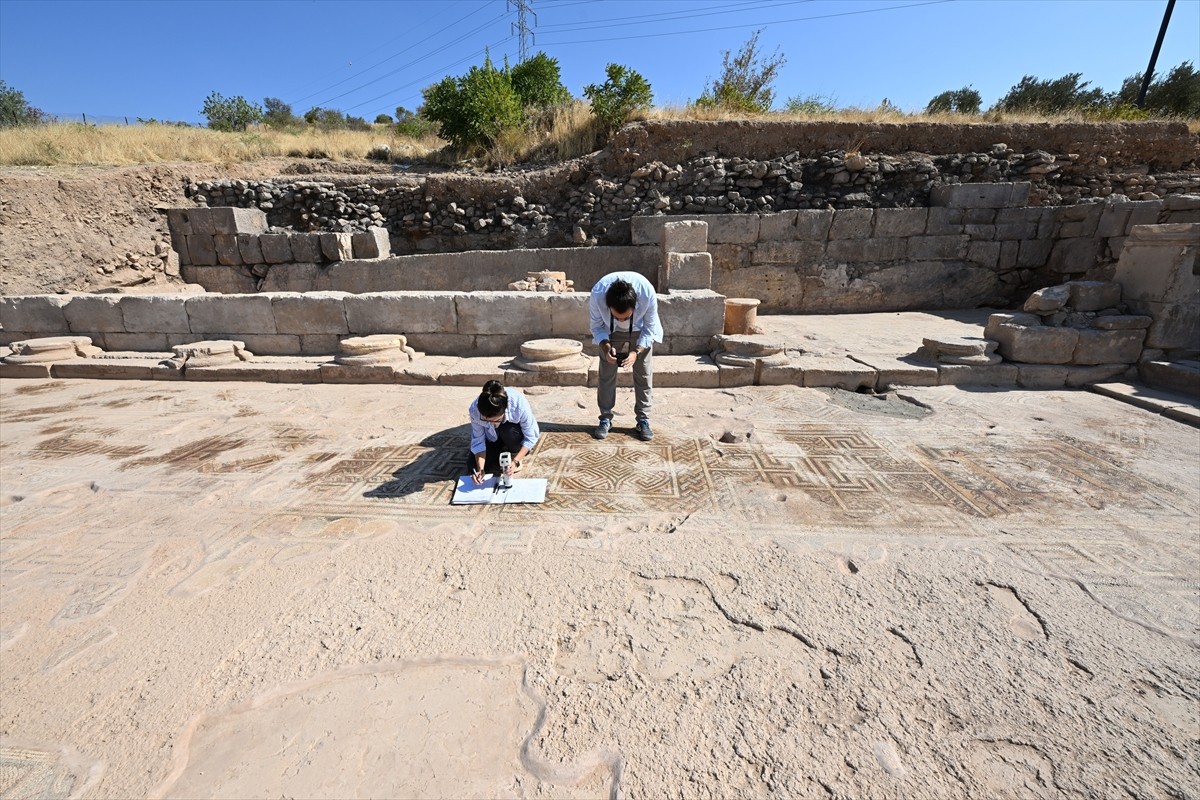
497 452 513 490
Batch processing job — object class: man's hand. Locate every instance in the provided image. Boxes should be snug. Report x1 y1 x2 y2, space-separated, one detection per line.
600 341 618 364
618 349 637 368
471 467 485 485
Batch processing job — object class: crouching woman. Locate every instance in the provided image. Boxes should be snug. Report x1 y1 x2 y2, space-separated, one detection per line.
467 379 540 485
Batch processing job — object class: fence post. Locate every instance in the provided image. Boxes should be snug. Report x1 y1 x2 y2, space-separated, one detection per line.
82 112 87 125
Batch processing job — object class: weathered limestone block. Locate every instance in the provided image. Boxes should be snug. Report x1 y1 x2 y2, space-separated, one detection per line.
166 208 194 241
170 339 250 368
925 207 964 235
50 359 158 380
827 208 873 239
826 238 906 263
351 227 391 260
661 220 708 254
213 234 242 266
908 235 967 261
1046 238 1100 274
703 215 760 244
319 232 354 262
186 234 218 266
455 293 553 336
800 356 877 390
344 292 459 335
1017 239 1053 268
183 362 322 383
664 251 712 291
336 334 420 365
64 294 125 334
659 290 725 340
873 208 928 238
104 332 171 351
209 207 268 235
1112 223 1199 350
1072 329 1145 365
1066 280 1122 311
1016 365 1071 389
289 233 322 263
186 294 276 335
929 182 1032 209
986 313 1079 364
259 234 293 264
794 210 834 240
915 336 1000 365
270 292 350 335
119 297 192 335
1092 315 1151 331
3 336 101 363
1058 203 1103 238
1 295 70 335
237 234 265 265
1024 285 1071 313
757 212 798 240
511 338 589 373
548 293 588 337
186 207 215 235
938 363 1019 386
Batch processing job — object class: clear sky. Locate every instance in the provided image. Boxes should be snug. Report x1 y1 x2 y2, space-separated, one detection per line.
1 0 1197 125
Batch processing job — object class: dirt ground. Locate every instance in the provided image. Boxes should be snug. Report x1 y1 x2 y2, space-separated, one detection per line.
0 159 324 296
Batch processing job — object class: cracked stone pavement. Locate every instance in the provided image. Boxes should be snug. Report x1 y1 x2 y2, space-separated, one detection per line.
1 377 1197 798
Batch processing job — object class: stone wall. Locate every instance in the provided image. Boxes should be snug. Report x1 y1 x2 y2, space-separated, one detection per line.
0 290 725 357
184 122 1199 258
631 192 1200 313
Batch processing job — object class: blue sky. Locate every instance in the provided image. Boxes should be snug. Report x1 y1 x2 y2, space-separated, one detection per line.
1 0 1197 125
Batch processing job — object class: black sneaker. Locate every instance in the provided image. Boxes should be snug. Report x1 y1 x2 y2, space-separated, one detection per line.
636 420 654 441
594 418 612 440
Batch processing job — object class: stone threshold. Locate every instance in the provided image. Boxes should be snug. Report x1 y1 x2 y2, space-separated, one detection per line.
0 352 1143 394
1088 382 1200 428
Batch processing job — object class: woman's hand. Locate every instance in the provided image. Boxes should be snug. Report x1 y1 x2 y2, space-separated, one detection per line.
471 467 485 485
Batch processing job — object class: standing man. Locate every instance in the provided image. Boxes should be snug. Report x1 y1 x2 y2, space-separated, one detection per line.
589 271 662 441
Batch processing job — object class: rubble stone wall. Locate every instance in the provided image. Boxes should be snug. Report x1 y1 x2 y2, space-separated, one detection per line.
0 290 725 357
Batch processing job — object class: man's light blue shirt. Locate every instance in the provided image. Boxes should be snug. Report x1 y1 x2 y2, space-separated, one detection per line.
588 271 663 350
468 388 540 455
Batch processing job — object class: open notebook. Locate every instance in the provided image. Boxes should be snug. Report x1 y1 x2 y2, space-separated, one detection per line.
450 474 548 505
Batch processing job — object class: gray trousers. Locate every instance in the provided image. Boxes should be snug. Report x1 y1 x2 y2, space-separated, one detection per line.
598 329 653 422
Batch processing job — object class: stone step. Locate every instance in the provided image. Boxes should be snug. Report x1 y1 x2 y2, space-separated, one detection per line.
1140 360 1200 399
1089 382 1200 427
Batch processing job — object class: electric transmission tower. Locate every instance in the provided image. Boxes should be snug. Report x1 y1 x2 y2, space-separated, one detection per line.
508 0 536 63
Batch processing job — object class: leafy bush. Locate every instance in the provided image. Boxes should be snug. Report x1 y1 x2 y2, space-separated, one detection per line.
263 97 297 128
394 106 439 139
993 73 1108 114
583 63 653 131
0 81 43 127
696 30 785 113
509 52 571 109
925 86 981 114
1115 61 1200 117
374 113 394 124
421 53 524 150
201 92 263 131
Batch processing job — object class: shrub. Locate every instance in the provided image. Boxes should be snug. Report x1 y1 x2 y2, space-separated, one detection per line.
696 30 785 113
509 52 571 109
263 97 297 128
201 92 262 131
1115 61 1200 117
925 86 982 115
0 81 44 127
993 73 1108 114
783 94 837 115
421 53 524 150
583 63 653 132
394 106 439 139
374 113 394 124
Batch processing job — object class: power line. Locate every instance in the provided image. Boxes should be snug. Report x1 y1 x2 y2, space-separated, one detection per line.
286 0 497 108
538 0 953 45
536 0 810 33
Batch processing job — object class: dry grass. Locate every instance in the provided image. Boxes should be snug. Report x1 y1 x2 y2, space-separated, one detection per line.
1 108 1194 168
0 123 445 167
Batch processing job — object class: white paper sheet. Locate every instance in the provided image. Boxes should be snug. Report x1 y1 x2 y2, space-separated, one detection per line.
450 475 548 505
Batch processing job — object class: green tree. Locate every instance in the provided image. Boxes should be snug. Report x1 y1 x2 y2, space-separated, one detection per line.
201 92 262 131
263 97 296 128
303 107 350 129
421 53 523 150
993 73 1107 114
1116 61 1200 117
925 86 981 114
583 63 653 132
374 113 394 124
509 52 571 108
394 106 439 138
0 80 43 127
696 30 785 113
